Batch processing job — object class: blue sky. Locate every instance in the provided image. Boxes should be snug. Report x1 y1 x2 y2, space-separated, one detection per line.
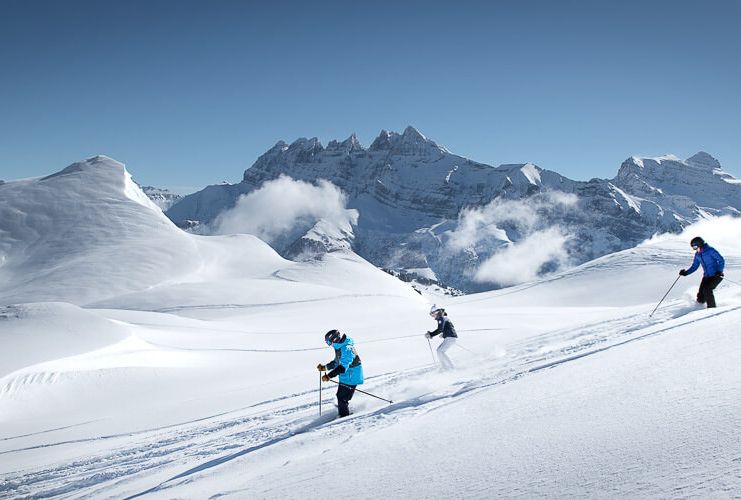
1 0 739 192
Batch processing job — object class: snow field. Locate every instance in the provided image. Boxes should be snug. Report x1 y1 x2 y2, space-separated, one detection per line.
1 158 740 497
2 278 740 497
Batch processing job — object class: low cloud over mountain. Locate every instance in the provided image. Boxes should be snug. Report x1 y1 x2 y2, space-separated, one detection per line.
166 128 741 291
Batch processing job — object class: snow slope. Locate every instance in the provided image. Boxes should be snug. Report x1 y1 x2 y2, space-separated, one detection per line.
1 159 740 498
0 156 200 305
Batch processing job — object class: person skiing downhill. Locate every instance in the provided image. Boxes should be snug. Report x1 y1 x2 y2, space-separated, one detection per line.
679 236 725 308
317 329 364 417
425 305 458 370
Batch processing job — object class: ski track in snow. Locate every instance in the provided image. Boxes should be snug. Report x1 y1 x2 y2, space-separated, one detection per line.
1 300 738 498
144 293 412 314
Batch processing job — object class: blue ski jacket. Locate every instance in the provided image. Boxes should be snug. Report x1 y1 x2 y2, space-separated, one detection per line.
326 336 364 386
685 244 725 277
429 315 458 339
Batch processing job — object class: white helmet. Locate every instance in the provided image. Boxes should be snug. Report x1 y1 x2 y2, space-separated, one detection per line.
430 304 442 316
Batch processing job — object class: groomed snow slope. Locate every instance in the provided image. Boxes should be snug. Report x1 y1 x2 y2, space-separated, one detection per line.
0 160 740 498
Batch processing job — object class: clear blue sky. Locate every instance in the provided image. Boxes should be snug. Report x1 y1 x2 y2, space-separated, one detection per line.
1 0 739 192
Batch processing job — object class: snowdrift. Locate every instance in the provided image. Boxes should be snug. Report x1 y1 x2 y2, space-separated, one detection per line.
0 302 129 379
0 156 201 304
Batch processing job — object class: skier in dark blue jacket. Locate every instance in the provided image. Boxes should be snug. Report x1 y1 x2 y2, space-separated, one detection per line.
425 305 458 369
679 236 725 308
317 329 363 417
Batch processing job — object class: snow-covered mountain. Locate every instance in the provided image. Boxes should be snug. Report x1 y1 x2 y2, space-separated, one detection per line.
0 156 200 305
0 156 417 306
139 184 183 211
166 127 741 291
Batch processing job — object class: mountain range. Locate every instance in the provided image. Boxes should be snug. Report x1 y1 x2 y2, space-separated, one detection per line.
165 127 741 291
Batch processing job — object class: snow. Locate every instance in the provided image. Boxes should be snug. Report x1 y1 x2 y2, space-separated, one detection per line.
1 159 740 498
0 156 203 305
654 154 681 163
123 166 162 212
406 267 438 280
520 162 542 185
0 303 129 379
610 183 642 213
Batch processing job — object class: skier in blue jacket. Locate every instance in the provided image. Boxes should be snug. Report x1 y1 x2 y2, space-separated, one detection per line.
425 305 458 370
317 329 364 417
679 236 725 308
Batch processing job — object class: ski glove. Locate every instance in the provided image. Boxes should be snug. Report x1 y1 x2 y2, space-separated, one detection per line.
321 374 330 382
425 332 432 339
317 363 326 372
679 269 688 276
716 272 724 278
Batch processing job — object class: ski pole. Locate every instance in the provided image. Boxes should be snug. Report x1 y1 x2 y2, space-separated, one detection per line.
649 275 682 317
319 372 323 416
455 342 477 355
326 379 393 404
426 336 436 364
722 277 741 286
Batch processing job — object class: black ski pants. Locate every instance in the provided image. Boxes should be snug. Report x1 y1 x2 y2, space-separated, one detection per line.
697 275 723 308
336 383 356 417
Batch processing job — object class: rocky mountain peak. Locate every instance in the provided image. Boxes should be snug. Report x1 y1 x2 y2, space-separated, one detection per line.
401 125 425 142
268 137 324 164
686 151 721 170
327 133 364 152
269 140 289 152
369 129 393 151
288 137 323 152
367 126 446 156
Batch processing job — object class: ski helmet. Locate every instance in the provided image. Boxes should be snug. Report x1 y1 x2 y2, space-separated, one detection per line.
430 304 442 316
690 236 705 249
324 329 343 345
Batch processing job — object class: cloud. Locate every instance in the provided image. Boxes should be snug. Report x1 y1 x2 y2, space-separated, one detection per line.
445 207 511 252
211 175 355 246
643 215 741 250
442 191 578 286
473 227 570 286
445 191 577 252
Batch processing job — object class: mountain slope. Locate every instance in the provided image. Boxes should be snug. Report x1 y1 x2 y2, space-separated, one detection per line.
0 156 203 304
159 308 741 499
2 217 739 498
